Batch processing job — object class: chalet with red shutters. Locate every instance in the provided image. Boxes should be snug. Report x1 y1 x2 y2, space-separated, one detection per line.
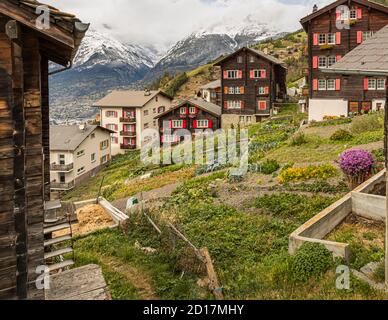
155 98 221 144
214 47 287 128
301 0 388 121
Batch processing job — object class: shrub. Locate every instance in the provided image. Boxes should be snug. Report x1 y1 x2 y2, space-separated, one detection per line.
372 149 385 163
351 113 383 134
279 164 338 184
260 159 280 175
289 243 333 283
290 132 307 146
309 118 352 128
330 129 353 142
338 149 374 187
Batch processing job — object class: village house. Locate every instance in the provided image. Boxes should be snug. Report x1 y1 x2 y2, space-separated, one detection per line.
301 0 388 122
94 90 173 155
215 47 287 128
155 98 221 144
50 124 113 196
199 80 222 106
0 0 103 300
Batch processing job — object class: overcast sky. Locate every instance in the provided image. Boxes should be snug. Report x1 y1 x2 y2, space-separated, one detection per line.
43 0 331 49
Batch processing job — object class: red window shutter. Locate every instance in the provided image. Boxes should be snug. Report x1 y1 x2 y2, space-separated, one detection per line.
313 33 319 46
335 79 341 91
313 56 318 69
336 32 341 45
240 87 245 94
241 101 245 109
357 8 362 19
250 70 254 78
115 124 118 131
357 31 363 44
238 70 243 79
336 11 342 21
224 101 228 109
224 86 228 94
186 107 189 115
169 120 173 129
182 120 187 129
364 78 369 91
261 70 267 78
258 101 267 111
195 107 199 114
264 87 269 95
193 120 197 129
161 135 164 143
313 79 318 91
336 55 342 62
208 120 213 129
223 71 228 79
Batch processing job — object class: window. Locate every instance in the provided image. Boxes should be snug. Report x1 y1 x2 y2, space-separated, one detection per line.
196 120 209 128
318 33 327 45
368 78 377 90
153 108 156 114
249 55 255 63
189 106 197 114
77 167 85 175
153 120 157 126
327 33 336 45
318 79 326 91
180 107 187 115
318 56 327 68
143 110 149 116
350 9 357 20
258 87 265 95
106 111 117 118
59 154 65 165
327 79 336 91
172 120 183 128
327 56 337 67
377 79 386 90
155 96 158 102
106 124 116 131
158 106 165 113
258 101 267 110
237 56 243 63
239 116 245 123
91 133 95 139
228 87 235 94
111 136 118 144
91 153 96 163
253 69 266 78
144 123 149 129
363 31 374 41
77 150 85 158
101 155 109 164
246 116 252 123
100 140 109 150
227 70 239 79
226 101 243 109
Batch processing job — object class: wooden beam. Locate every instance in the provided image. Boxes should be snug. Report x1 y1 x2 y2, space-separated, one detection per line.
0 1 74 49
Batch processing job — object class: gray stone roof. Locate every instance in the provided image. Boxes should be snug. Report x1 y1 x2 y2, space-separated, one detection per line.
200 80 221 90
325 24 388 76
50 125 112 151
155 98 221 119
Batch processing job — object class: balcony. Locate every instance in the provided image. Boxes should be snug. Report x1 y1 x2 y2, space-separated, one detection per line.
50 163 74 172
120 144 137 150
120 131 136 137
120 117 136 123
50 181 75 191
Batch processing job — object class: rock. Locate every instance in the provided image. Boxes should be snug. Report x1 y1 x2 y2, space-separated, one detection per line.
135 241 157 254
360 261 382 278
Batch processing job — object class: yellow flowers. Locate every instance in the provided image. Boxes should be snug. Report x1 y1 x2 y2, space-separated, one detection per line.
279 164 338 184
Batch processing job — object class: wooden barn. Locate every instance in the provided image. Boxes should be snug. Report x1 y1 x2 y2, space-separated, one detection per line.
215 46 287 128
0 0 88 299
301 0 388 121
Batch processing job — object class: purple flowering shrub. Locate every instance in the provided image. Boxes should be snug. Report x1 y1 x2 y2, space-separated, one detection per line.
338 149 375 188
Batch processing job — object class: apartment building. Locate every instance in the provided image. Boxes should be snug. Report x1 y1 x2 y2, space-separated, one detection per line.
301 0 388 121
215 46 287 128
50 125 113 194
94 89 173 155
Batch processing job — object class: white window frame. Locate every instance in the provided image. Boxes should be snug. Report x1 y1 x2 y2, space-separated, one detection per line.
91 153 96 163
327 56 337 67
172 120 184 129
235 87 241 94
253 69 266 78
249 55 255 63
318 56 327 68
77 150 85 158
327 33 336 45
77 167 85 175
228 87 235 94
227 101 242 109
106 111 116 118
106 124 116 131
318 79 327 91
227 70 239 79
327 79 336 91
258 87 265 95
237 56 243 63
377 78 386 90
363 31 374 41
189 106 197 114
368 78 377 90
318 33 327 45
349 9 357 20
180 107 187 115
196 120 209 129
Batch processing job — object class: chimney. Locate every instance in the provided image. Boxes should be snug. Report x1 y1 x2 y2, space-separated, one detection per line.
313 4 318 13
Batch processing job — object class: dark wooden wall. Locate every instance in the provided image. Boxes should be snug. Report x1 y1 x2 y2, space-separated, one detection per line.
220 48 287 116
0 19 45 300
307 1 388 101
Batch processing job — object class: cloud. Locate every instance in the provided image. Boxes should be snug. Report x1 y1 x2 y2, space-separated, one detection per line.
42 0 330 49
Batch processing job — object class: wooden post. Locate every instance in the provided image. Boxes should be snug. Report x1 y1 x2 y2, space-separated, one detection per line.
200 248 223 300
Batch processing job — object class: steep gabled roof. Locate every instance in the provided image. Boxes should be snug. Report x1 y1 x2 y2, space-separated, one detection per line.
50 125 114 151
300 0 388 31
155 98 221 119
214 47 286 68
93 90 173 108
324 24 388 76
0 0 89 65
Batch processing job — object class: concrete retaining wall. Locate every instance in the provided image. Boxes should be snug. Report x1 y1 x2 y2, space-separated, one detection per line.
352 192 386 222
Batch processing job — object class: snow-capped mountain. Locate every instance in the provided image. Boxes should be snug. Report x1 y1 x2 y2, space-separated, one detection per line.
145 19 281 81
50 30 157 122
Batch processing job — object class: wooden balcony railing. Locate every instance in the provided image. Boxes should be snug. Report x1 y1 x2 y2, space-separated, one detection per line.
50 163 74 172
50 181 75 191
